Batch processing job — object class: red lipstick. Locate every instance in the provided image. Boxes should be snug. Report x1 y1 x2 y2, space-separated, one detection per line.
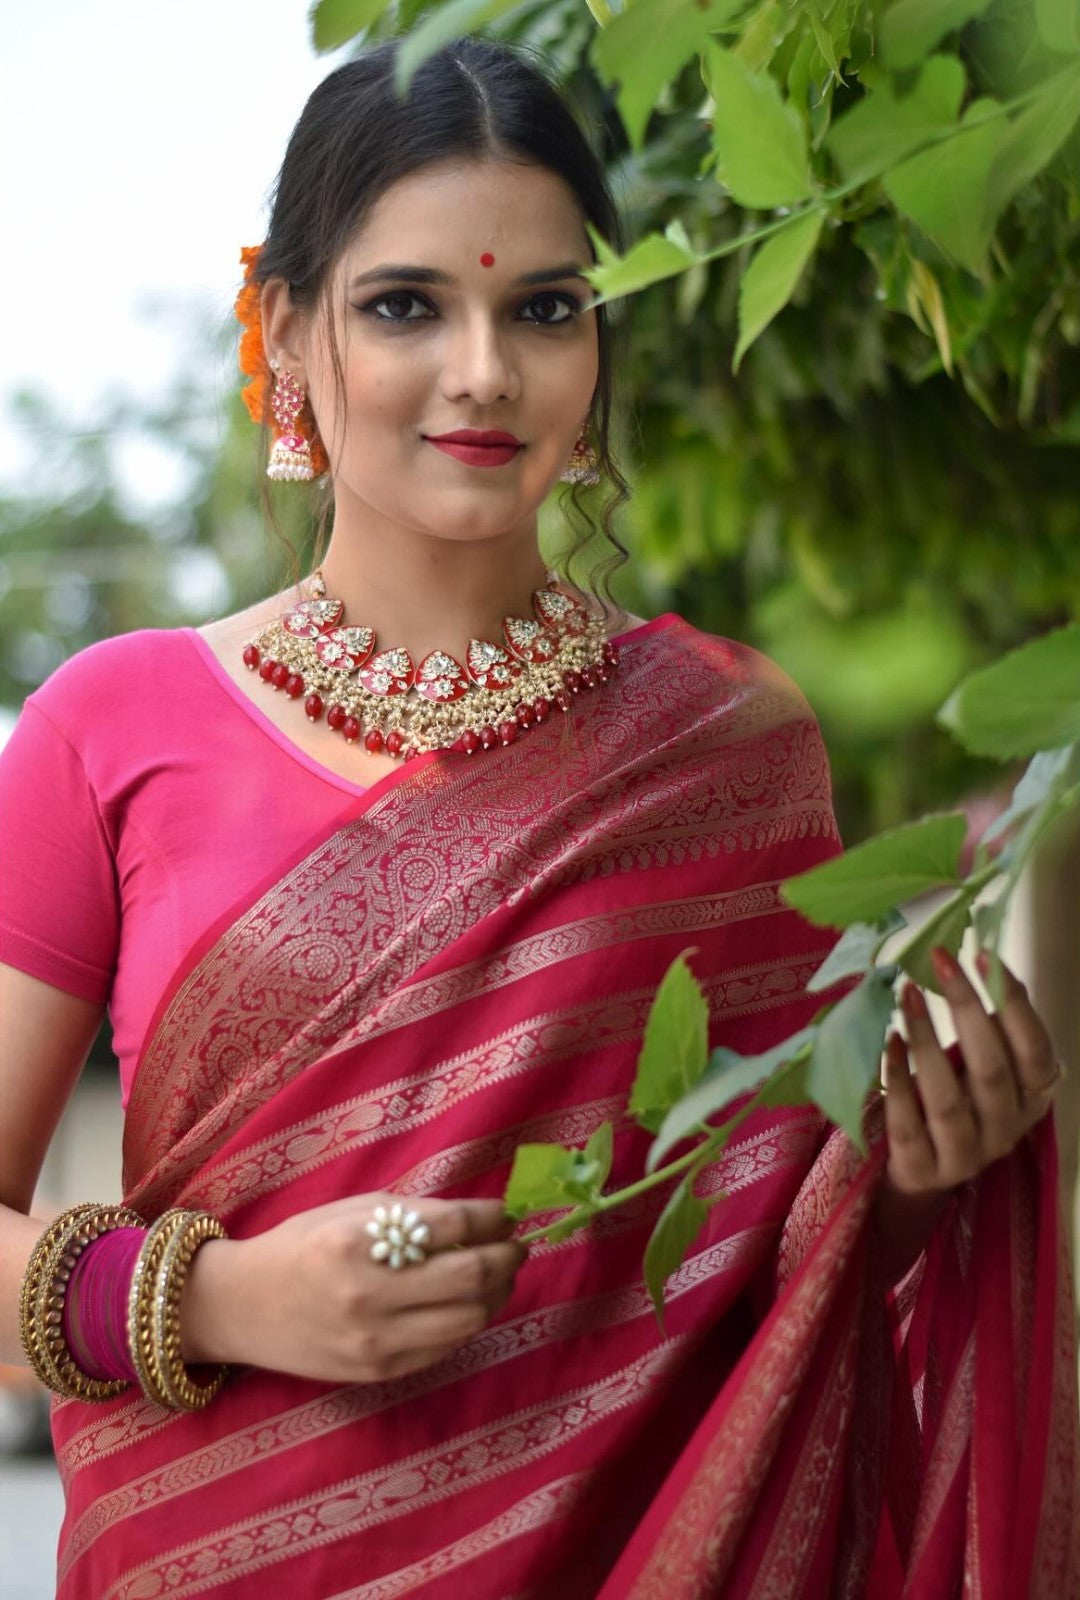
424 428 524 468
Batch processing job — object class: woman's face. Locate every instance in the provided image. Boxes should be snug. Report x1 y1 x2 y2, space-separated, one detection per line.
295 158 600 546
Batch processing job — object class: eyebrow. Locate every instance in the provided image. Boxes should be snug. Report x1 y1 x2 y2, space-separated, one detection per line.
349 262 591 288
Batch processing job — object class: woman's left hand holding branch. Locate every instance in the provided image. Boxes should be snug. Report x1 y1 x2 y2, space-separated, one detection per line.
873 947 1062 1281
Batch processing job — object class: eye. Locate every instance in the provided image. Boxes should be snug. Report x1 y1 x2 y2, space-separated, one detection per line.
520 292 580 325
361 291 435 323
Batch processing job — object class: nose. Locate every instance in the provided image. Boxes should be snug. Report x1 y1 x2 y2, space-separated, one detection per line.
439 311 521 406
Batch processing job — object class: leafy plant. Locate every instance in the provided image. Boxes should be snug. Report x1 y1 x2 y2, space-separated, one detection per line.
503 623 1080 1319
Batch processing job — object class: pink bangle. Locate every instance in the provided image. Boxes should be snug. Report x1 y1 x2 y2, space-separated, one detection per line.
62 1227 145 1384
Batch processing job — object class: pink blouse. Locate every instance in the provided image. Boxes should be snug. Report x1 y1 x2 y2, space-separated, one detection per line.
0 620 671 1106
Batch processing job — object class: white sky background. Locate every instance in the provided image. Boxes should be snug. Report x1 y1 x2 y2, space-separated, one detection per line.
0 0 347 501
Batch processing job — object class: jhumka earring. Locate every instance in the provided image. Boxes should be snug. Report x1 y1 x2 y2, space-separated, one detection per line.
560 430 601 486
267 365 316 482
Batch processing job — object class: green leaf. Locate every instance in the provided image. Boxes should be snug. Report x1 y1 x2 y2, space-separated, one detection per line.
394 0 522 92
807 912 905 993
592 0 744 150
648 1027 817 1169
937 624 1080 758
825 56 965 185
503 1137 611 1219
986 69 1080 235
981 746 1080 848
643 1174 712 1325
704 42 814 207
630 954 710 1133
781 814 968 927
310 0 394 50
883 102 1006 274
734 210 824 369
583 1120 615 1191
880 0 996 71
1036 0 1080 54
585 225 699 303
894 890 974 991
806 970 895 1148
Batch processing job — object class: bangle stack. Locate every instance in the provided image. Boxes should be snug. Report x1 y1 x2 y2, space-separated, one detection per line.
19 1203 143 1401
19 1202 228 1411
127 1210 228 1411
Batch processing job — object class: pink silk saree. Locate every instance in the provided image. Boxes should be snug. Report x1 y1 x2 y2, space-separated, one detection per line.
50 617 1079 1598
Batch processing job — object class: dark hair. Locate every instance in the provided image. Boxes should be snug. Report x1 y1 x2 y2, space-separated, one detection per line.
251 36 630 600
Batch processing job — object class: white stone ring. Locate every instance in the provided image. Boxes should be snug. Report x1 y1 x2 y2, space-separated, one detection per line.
364 1203 432 1269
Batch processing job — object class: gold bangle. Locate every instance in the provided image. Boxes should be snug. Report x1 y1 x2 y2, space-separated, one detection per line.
128 1210 228 1411
19 1203 144 1401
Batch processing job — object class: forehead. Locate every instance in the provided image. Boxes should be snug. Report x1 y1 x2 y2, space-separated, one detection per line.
339 159 591 267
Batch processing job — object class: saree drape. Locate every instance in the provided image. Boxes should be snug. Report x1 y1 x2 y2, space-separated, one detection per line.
50 618 1079 1598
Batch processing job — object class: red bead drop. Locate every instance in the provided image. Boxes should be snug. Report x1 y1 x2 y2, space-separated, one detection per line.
581 666 599 691
604 644 619 667
342 717 361 742
364 729 385 753
515 703 534 728
243 644 260 670
498 720 518 745
479 725 499 750
259 658 277 682
596 666 610 685
385 730 405 757
460 729 481 754
533 697 551 721
327 704 347 731
563 669 584 694
285 673 304 699
554 690 572 713
304 693 324 722
270 663 290 689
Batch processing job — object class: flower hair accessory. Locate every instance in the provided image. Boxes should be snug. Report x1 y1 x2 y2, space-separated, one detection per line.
235 245 329 478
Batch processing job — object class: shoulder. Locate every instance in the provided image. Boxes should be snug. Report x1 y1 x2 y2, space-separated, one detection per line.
24 629 196 752
636 614 817 720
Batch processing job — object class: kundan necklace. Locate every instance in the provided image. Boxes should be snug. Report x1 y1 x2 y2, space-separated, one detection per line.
242 573 619 760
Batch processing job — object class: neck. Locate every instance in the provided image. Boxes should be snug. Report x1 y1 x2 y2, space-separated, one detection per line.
317 510 561 662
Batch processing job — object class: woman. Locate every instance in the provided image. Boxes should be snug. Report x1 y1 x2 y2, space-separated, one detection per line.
0 37 1076 1599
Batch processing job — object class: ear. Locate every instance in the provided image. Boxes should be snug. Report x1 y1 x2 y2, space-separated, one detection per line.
260 279 311 384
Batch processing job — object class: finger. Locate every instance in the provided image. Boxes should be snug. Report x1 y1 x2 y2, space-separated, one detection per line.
976 951 1061 1111
902 982 980 1184
419 1199 519 1252
883 1032 938 1193
930 947 1019 1156
383 1240 527 1312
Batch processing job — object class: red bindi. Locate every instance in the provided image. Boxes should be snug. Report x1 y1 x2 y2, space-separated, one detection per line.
479 252 496 267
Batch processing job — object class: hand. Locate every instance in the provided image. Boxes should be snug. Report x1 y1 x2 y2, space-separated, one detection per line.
181 1194 527 1385
883 947 1062 1197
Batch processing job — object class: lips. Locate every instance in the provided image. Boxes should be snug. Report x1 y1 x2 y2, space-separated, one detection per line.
424 430 524 469
426 430 523 446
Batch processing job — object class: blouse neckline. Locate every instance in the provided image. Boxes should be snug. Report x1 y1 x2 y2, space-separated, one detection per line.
182 612 679 800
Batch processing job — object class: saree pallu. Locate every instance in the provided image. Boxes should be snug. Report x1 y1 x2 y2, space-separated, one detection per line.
50 619 1079 1598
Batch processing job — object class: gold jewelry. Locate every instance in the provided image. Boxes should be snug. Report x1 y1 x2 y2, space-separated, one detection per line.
560 432 601 485
241 576 619 760
128 1210 229 1411
19 1203 143 1401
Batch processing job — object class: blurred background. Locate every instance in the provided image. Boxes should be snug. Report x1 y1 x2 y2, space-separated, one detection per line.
2 1 1078 1592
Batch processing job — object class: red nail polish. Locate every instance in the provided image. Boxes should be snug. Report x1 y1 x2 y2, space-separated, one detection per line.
930 945 959 984
975 949 990 977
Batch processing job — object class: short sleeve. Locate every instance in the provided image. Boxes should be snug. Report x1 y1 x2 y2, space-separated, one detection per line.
0 701 119 1002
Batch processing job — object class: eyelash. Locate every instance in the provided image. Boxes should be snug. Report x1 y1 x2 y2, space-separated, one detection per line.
355 290 582 327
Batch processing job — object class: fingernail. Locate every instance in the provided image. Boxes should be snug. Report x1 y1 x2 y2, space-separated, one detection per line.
975 949 990 977
903 982 927 1018
930 945 959 984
